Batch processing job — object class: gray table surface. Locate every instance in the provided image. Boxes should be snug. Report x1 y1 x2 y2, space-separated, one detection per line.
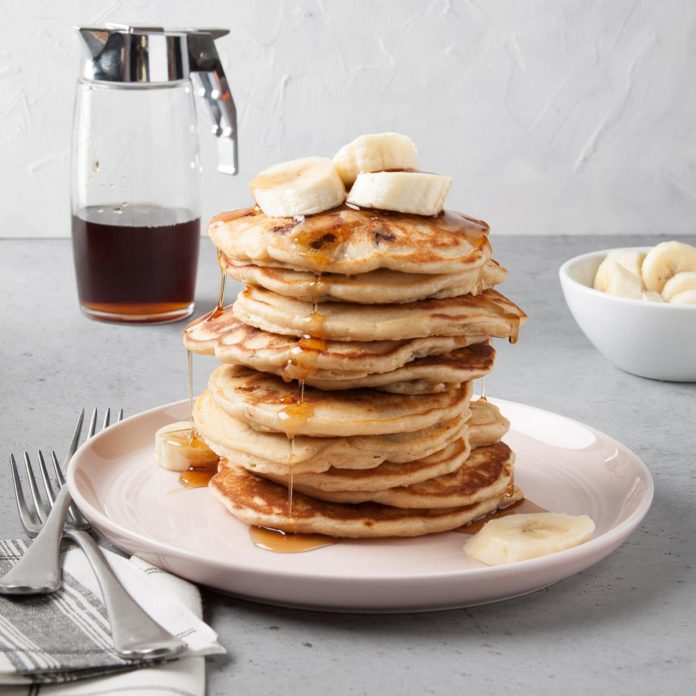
1 236 694 695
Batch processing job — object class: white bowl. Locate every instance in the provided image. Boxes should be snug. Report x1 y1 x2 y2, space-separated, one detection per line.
559 247 696 382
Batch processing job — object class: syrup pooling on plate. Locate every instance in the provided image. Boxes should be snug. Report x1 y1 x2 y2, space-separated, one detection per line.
178 464 217 488
249 526 337 553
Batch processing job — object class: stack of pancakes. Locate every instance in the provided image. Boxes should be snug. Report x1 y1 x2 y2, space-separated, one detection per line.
185 205 526 538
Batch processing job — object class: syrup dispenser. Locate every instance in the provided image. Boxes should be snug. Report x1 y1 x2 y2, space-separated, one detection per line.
71 25 238 323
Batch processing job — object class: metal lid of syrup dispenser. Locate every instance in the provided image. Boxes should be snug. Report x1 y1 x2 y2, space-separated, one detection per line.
78 24 238 174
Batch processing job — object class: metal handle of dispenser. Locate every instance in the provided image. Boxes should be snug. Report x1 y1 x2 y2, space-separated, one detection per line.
188 30 239 175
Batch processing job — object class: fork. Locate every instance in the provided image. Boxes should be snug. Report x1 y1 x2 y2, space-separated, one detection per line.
1 408 186 661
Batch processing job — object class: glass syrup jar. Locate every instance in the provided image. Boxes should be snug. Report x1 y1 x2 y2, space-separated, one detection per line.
71 24 238 323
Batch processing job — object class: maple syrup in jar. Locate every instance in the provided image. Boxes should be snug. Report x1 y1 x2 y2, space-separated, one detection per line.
70 26 239 323
72 205 200 323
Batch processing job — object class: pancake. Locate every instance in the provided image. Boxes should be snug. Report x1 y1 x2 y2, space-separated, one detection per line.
186 313 490 377
188 315 494 389
209 464 524 538
183 305 238 355
233 286 526 341
208 364 473 437
194 390 468 473
250 398 508 489
469 399 510 448
304 343 495 391
258 438 472 493
220 255 507 304
208 205 492 275
285 443 514 508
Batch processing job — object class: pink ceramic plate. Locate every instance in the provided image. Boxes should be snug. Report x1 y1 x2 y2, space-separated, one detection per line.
67 398 653 612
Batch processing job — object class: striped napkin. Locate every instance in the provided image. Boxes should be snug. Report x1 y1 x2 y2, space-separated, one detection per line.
0 539 225 695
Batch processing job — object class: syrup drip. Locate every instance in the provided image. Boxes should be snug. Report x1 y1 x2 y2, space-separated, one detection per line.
479 376 487 402
181 250 228 444
308 272 323 302
508 315 521 345
305 306 326 337
187 348 195 435
278 401 314 435
278 287 325 518
455 498 549 535
183 251 227 333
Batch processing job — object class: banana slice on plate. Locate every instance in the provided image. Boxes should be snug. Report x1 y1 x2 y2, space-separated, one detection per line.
250 157 346 217
464 512 596 565
661 271 696 301
669 289 696 305
347 171 452 216
155 421 219 472
641 241 696 292
333 132 419 186
593 258 642 299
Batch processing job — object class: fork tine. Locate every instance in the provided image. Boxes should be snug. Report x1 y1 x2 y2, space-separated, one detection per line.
117 408 124 423
23 452 50 523
87 408 98 439
37 450 56 506
51 449 66 487
63 408 85 469
102 407 111 430
51 450 87 526
11 454 38 532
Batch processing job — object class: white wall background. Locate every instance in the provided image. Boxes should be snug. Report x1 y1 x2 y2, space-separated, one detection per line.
1 0 695 238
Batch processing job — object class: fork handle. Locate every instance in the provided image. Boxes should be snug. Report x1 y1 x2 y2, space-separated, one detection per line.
66 528 186 661
0 487 72 594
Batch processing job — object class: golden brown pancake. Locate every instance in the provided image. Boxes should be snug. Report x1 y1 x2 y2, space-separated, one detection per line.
185 313 490 378
208 205 492 275
183 305 238 355
286 443 514 508
187 315 494 390
233 286 526 341
208 364 473 437
209 464 523 538
304 343 495 391
194 390 468 473
220 255 507 304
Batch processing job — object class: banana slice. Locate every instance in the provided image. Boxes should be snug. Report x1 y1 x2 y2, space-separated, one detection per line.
661 271 696 301
641 241 696 292
605 249 645 279
669 289 696 305
464 513 595 565
642 291 664 302
155 421 219 472
593 258 642 299
347 171 452 216
333 133 419 186
250 157 346 217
